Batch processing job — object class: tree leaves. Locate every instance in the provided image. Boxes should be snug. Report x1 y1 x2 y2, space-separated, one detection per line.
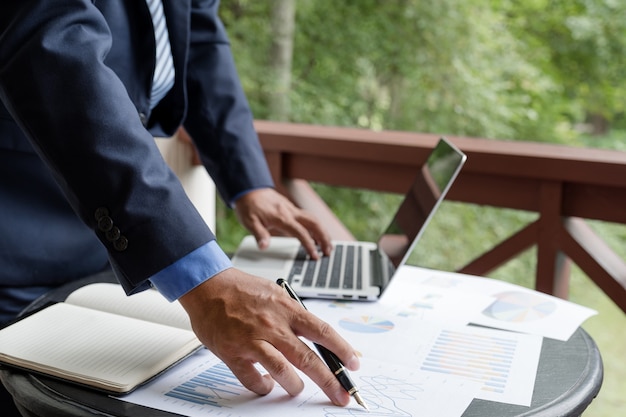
220 0 626 141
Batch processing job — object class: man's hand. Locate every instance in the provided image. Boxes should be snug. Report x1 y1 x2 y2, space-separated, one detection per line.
233 188 332 259
178 268 360 406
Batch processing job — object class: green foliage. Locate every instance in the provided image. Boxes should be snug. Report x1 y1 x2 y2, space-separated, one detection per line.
492 0 626 131
220 0 626 142
214 198 247 255
219 1 273 118
311 184 403 241
577 129 626 150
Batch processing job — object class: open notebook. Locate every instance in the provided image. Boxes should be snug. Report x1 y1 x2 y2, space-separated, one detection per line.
232 137 467 300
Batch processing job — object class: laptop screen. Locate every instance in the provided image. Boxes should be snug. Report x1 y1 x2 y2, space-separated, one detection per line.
377 137 467 270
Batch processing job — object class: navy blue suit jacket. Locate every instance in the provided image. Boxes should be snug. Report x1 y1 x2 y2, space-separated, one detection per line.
0 0 273 296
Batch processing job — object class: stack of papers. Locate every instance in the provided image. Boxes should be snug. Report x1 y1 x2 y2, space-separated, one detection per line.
119 266 597 417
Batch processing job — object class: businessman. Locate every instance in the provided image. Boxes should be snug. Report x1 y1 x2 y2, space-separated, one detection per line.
0 0 357 413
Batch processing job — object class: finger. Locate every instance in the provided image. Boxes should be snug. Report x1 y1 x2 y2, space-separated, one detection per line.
270 299 354 405
244 215 272 250
255 342 305 397
225 356 275 396
269 212 320 259
290 225 319 260
294 212 333 256
291 312 360 372
275 333 352 406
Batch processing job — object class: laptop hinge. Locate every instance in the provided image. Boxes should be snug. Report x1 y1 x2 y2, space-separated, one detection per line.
369 249 384 288
370 248 395 291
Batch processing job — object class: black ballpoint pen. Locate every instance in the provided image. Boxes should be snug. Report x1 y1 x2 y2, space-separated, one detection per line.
276 278 369 411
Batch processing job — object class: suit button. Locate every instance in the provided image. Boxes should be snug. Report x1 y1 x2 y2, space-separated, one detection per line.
97 216 114 232
94 207 109 221
106 226 121 242
139 112 148 126
114 236 128 251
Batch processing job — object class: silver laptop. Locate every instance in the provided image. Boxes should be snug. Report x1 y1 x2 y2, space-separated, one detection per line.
231 137 467 300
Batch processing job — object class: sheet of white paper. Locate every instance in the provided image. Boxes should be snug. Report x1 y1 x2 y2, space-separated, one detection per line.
303 281 494 327
306 300 542 406
117 265 562 414
118 348 480 417
392 266 597 341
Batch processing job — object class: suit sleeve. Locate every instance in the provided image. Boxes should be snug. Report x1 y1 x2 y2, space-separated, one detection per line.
180 0 275 205
0 0 215 294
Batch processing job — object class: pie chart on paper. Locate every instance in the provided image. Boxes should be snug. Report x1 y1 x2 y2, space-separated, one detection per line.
482 291 557 322
338 316 395 334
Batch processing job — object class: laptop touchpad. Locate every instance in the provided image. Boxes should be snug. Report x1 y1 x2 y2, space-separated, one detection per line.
234 248 294 269
232 236 299 279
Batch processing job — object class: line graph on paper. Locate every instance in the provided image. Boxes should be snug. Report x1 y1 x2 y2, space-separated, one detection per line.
324 375 422 417
322 372 479 417
140 350 478 417
161 362 430 415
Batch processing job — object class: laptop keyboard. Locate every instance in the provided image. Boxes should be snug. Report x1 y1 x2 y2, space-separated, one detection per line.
289 243 363 290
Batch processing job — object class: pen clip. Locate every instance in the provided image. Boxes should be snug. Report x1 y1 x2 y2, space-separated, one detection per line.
276 278 308 310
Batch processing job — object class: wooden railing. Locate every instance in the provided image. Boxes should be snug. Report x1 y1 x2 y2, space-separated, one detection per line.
253 120 626 313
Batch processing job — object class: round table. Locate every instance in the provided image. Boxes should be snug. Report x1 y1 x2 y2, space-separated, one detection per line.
0 272 603 417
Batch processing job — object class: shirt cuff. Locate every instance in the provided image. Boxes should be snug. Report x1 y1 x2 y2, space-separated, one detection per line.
148 240 232 301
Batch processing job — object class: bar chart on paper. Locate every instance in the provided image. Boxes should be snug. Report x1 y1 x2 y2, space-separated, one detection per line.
421 329 516 393
163 361 247 407
307 297 543 407
417 326 542 405
121 348 482 417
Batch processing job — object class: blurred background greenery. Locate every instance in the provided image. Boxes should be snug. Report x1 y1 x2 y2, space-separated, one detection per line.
215 1 626 415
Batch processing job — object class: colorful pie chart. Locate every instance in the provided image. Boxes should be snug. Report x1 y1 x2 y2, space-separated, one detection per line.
339 316 395 333
482 291 557 322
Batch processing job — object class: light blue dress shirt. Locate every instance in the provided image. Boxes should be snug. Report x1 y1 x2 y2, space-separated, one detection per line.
149 240 233 301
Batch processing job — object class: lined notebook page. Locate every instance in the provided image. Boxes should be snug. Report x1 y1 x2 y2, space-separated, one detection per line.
0 303 200 392
66 283 191 331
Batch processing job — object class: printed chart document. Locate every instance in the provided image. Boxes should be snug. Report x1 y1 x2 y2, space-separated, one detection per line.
0 283 202 394
388 266 598 341
306 300 542 406
113 265 595 415
121 348 481 417
304 281 495 327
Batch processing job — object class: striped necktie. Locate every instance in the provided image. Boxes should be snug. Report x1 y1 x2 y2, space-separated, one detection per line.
146 0 175 109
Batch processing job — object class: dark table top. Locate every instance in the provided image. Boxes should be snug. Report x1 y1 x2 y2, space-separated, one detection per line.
0 271 604 417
